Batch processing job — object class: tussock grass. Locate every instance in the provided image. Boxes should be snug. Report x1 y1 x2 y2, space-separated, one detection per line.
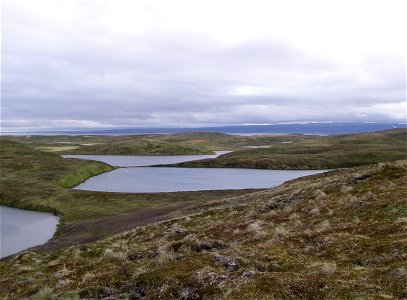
318 262 337 276
246 222 266 239
156 246 176 266
314 189 327 201
309 207 320 216
271 226 288 243
31 287 54 300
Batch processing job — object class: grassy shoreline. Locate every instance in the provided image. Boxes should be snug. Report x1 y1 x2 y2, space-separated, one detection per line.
0 141 114 215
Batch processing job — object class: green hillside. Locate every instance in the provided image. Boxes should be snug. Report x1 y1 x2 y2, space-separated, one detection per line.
1 160 406 299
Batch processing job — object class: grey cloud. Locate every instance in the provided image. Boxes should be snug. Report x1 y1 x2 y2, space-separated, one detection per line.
1 2 405 130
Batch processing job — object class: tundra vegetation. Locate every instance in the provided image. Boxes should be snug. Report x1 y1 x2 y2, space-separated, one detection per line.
167 129 407 169
4 130 406 166
1 160 406 299
2 131 315 155
0 129 406 299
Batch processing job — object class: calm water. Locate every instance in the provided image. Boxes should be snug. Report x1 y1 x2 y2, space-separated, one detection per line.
62 151 229 167
0 205 58 258
75 167 325 193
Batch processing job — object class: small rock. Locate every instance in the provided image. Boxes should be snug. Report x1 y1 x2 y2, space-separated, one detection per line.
100 287 112 298
147 250 159 258
217 274 229 281
213 254 239 272
175 254 184 260
78 286 112 299
171 226 185 235
389 267 406 279
254 262 267 272
242 270 255 278
178 287 201 300
349 174 372 184
128 287 146 300
128 253 144 261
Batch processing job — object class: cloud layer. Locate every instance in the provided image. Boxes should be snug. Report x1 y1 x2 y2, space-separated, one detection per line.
2 0 406 130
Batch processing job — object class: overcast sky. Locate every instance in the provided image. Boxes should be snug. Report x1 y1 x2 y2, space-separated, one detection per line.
1 0 406 130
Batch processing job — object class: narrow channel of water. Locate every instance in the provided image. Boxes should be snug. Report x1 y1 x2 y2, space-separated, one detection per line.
0 205 58 259
62 151 229 167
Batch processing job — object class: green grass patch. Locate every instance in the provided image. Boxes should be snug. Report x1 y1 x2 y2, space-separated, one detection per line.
58 163 113 188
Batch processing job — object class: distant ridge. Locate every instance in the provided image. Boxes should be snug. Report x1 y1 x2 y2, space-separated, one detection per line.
2 122 406 136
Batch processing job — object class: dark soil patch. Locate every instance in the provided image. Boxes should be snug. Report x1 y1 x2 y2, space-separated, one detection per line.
30 203 193 253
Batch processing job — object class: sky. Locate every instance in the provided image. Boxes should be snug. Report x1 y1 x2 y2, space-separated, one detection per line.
1 0 406 130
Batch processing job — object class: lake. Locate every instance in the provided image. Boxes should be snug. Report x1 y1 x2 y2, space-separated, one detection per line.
62 151 229 167
74 166 325 193
1 153 325 257
0 205 58 259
